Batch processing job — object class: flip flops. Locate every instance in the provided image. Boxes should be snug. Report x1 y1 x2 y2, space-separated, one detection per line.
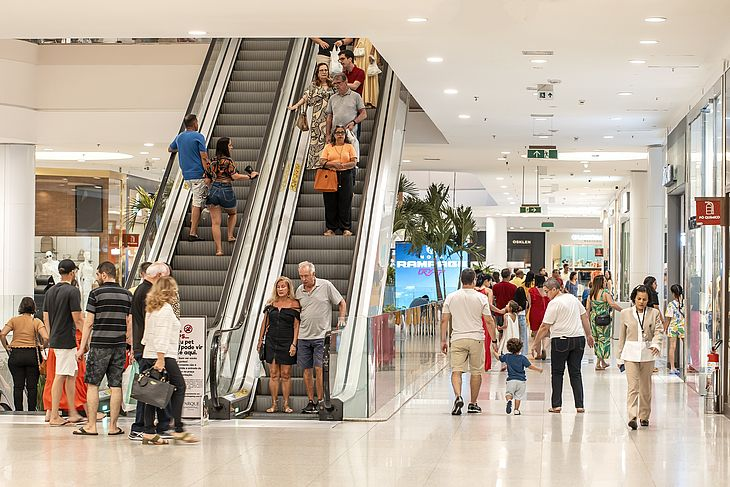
108 427 125 436
73 427 98 436
49 420 69 427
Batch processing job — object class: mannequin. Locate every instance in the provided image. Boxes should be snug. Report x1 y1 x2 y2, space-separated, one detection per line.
78 250 95 308
41 251 61 284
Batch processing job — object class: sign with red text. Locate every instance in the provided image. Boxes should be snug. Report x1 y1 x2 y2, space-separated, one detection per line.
178 316 206 419
695 197 725 226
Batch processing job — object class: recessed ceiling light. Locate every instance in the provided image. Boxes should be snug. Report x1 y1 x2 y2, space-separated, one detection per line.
510 202 516 205
519 227 525 230
497 157 507 161
503 192 510 195
426 57 443 63
538 135 550 139
603 135 614 139
558 151 647 161
644 17 667 23
629 59 646 64
496 177 504 180
584 169 591 173
610 117 622 121
36 151 133 161
640 40 659 45
402 159 412 163
531 59 548 64
617 92 633 96
500 185 508 189
188 30 207 36
501 151 511 155
151 157 161 161
143 143 154 147
534 117 548 121
140 151 150 155
510 226 515 230
443 89 458 95
407 17 428 23
458 114 471 119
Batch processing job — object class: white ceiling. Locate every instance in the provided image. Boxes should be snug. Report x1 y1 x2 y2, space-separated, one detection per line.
4 0 730 218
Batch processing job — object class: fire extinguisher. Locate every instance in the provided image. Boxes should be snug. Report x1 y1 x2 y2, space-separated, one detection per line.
708 350 720 370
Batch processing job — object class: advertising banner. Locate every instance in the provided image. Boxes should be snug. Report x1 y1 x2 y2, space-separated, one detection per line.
394 242 466 309
178 316 206 419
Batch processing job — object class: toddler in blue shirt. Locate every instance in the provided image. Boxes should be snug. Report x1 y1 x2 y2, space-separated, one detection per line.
499 338 543 415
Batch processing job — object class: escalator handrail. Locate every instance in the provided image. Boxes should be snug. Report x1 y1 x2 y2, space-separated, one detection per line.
208 318 245 409
208 38 297 330
125 39 221 289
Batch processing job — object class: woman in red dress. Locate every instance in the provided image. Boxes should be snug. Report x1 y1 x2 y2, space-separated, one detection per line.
476 273 494 371
528 275 549 359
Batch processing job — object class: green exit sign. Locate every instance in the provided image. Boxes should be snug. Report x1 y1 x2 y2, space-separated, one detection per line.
541 221 554 228
527 149 558 159
520 205 542 214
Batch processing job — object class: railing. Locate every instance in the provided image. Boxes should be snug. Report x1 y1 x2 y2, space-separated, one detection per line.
124 38 236 288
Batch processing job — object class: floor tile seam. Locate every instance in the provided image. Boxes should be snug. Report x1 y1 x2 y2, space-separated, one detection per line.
305 421 380 485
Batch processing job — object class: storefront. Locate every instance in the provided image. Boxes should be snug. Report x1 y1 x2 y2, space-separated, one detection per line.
506 232 545 272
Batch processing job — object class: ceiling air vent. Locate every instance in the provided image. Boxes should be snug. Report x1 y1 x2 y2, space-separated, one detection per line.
522 50 554 56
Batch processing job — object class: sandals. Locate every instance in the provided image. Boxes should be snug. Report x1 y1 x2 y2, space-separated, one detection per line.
266 406 278 413
576 408 586 413
108 427 124 436
142 434 169 445
283 405 293 414
173 432 200 444
548 407 562 413
215 251 224 256
323 229 335 236
72 427 98 436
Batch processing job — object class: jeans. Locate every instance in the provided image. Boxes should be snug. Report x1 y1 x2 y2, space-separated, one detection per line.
131 354 170 433
518 314 529 355
550 336 586 408
144 357 185 434
8 348 40 411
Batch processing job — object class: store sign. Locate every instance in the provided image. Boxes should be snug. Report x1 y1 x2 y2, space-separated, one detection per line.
394 243 466 309
178 317 206 419
520 205 542 214
595 248 604 257
511 239 532 246
696 197 725 226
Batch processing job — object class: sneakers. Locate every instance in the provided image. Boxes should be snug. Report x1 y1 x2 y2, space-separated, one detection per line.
514 410 521 415
188 234 202 242
128 431 143 441
158 430 175 439
640 420 649 427
628 419 638 430
302 401 318 414
506 399 513 414
467 403 482 414
451 396 464 416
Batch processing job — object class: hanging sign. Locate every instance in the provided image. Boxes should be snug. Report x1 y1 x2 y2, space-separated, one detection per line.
695 197 726 226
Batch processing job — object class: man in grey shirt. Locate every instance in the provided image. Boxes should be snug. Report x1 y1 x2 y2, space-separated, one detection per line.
295 261 347 414
325 72 367 158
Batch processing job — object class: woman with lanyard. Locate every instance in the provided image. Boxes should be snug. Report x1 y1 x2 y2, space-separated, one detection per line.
617 285 664 430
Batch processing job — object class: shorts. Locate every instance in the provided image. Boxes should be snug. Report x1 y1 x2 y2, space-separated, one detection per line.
206 182 237 210
187 178 209 208
667 322 686 338
297 338 325 369
450 339 484 374
53 348 78 376
506 379 527 400
84 347 126 387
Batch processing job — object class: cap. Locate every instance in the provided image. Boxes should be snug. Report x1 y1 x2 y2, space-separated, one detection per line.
58 259 79 274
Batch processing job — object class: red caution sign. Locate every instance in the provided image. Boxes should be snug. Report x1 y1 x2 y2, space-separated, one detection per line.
695 197 726 226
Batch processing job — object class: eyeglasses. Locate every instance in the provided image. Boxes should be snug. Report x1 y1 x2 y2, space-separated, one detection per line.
334 131 345 135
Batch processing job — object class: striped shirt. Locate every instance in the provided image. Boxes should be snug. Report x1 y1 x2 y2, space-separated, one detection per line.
86 282 133 348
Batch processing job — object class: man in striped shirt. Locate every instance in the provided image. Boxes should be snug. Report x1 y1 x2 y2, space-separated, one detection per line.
74 261 133 436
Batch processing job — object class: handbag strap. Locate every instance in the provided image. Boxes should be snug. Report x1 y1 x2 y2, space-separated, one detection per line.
32 317 43 364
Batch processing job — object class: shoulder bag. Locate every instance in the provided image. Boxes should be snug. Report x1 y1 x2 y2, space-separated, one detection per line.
131 369 175 409
594 290 612 326
296 105 309 132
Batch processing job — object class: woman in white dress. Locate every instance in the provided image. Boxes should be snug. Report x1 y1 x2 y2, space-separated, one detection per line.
498 300 522 370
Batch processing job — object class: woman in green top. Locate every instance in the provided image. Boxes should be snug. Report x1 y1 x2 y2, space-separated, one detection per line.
586 275 623 370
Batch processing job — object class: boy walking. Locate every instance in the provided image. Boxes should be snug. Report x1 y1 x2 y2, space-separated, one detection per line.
499 338 542 415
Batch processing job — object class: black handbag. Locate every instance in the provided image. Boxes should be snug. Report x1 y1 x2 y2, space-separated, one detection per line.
595 314 612 326
131 369 175 409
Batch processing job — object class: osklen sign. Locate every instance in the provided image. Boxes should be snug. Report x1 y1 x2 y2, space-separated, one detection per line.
695 197 726 226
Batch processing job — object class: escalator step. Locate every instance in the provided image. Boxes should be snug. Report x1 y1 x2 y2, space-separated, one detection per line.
213 124 266 138
282 263 351 280
173 270 227 286
236 50 287 62
233 60 285 72
179 285 226 302
230 70 285 82
284 250 354 266
219 102 274 116
217 114 270 126
180 301 217 319
172 255 232 271
287 235 356 250
240 39 290 50
222 91 275 105
226 81 279 93
295 206 360 222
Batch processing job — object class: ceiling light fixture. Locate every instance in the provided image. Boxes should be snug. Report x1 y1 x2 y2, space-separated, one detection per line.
584 169 591 173
538 135 550 139
603 135 614 139
42 148 54 151
629 59 646 64
407 17 428 23
500 185 508 189
402 159 412 163
501 151 511 155
458 114 471 119
557 151 647 161
188 30 207 36
644 16 667 23
531 59 547 64
35 151 133 161
143 143 154 147
610 117 622 121
496 177 504 180
140 151 150 155
617 91 633 96
426 57 443 63
151 157 161 161
640 40 659 45
503 192 510 195
443 88 458 95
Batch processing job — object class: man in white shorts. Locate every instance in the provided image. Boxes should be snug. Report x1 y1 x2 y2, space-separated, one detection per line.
43 259 85 426
441 268 498 415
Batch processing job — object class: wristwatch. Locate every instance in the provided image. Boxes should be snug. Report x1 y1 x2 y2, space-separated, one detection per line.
491 340 498 344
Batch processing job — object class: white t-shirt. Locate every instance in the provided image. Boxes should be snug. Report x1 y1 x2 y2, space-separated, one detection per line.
542 292 586 338
442 288 491 342
560 270 571 283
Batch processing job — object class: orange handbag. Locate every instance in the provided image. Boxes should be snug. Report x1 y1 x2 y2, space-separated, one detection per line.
314 168 338 192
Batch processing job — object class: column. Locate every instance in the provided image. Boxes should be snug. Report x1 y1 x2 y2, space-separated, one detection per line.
0 144 35 319
646 145 666 298
629 170 649 289
485 217 508 268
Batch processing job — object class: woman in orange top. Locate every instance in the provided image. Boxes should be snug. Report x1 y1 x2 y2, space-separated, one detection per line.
319 125 358 236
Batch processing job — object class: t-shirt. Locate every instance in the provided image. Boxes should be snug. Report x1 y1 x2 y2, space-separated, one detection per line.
326 90 365 130
500 353 532 381
317 38 343 56
442 288 491 342
320 143 357 164
131 279 153 355
86 282 133 348
296 278 344 340
542 292 587 338
345 65 366 96
492 281 517 315
4 315 44 348
170 130 207 180
513 287 528 314
43 282 81 349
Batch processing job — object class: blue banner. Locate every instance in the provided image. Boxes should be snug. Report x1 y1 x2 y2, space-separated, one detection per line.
394 242 467 309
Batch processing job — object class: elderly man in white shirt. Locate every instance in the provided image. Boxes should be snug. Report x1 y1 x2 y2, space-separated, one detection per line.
531 277 595 414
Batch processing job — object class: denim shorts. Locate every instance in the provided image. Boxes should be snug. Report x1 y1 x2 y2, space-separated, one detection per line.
206 182 236 210
297 338 325 369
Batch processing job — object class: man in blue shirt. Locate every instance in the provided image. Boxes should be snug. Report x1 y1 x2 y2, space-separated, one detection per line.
169 114 210 241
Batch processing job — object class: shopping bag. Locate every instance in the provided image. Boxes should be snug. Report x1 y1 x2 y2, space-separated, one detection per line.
36 374 46 411
121 360 139 412
330 50 342 75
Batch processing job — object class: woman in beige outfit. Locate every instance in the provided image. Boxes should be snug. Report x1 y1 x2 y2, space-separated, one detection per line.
353 37 380 107
617 285 664 430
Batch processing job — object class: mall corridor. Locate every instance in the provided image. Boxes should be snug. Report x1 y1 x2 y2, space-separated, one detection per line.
0 362 726 487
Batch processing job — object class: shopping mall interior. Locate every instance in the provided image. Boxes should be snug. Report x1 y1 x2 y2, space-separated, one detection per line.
1 1 730 486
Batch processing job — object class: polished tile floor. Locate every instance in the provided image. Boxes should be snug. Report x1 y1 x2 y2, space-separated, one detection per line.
0 362 728 487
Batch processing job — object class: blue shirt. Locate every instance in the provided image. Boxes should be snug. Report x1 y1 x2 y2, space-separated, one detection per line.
499 353 532 381
170 130 207 180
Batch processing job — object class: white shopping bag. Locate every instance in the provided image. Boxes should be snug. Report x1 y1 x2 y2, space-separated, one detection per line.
121 360 139 412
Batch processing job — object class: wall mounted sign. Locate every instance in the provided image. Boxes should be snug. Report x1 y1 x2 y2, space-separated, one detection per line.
595 248 604 257
695 197 726 226
511 239 532 246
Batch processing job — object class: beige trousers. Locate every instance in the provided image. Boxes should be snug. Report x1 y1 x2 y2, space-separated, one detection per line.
625 361 654 421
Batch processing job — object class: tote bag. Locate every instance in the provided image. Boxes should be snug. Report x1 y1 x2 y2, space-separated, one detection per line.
314 168 338 192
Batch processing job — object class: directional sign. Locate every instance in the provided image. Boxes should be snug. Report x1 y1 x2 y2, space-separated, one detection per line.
520 205 542 214
527 149 558 159
541 221 554 228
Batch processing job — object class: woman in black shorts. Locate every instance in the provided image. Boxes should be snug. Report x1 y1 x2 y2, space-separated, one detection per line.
257 276 300 413
206 137 258 256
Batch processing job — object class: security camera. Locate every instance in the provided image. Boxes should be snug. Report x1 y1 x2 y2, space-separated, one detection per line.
578 99 586 105
588 179 592 183
615 185 619 190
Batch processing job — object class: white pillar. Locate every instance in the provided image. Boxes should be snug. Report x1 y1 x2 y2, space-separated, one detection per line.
0 144 35 319
646 145 666 298
485 217 508 267
629 170 648 289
